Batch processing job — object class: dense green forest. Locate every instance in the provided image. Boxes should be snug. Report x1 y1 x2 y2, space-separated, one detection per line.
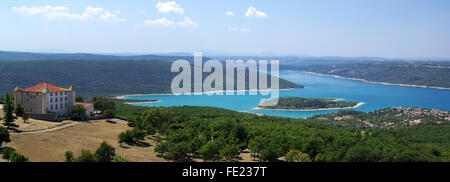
113 103 450 162
259 97 359 110
289 62 450 88
0 60 302 97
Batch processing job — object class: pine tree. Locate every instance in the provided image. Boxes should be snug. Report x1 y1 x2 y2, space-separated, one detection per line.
2 93 14 127
22 111 30 123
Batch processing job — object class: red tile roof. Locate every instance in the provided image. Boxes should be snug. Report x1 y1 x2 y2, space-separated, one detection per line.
19 83 71 93
75 102 94 108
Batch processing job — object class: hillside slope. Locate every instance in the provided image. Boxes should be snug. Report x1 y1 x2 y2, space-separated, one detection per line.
294 62 450 89
0 60 302 97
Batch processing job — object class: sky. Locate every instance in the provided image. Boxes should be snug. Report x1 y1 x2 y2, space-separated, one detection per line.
1 0 450 58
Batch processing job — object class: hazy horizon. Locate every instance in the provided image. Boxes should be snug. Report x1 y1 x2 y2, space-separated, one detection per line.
3 49 450 60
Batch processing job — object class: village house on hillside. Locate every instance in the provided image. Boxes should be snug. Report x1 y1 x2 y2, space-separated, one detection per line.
13 83 76 121
75 102 95 118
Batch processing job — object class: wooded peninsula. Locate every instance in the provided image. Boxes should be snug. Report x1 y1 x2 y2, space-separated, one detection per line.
257 97 361 111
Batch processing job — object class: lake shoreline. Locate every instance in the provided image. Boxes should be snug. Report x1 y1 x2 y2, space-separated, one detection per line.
114 88 296 100
254 102 365 112
302 71 450 90
123 100 162 104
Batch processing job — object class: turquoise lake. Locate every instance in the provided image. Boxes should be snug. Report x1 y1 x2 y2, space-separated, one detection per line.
123 71 450 118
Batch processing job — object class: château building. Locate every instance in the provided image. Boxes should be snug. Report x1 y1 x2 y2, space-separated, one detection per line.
13 83 76 121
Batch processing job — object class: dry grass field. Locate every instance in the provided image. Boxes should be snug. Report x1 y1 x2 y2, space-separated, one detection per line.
4 118 75 133
240 153 256 162
6 120 168 162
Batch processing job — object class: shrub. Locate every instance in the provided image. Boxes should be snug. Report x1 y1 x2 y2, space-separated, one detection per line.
90 96 115 112
1 148 15 160
0 126 11 146
285 149 312 162
95 142 116 162
112 155 130 162
72 104 87 121
9 152 29 162
118 128 145 144
65 151 74 162
220 144 240 162
103 109 114 119
75 150 97 162
14 105 25 117
75 96 85 102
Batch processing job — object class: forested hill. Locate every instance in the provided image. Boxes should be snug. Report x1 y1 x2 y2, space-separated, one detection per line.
259 97 359 110
0 51 202 63
0 60 302 97
113 103 450 162
291 62 450 89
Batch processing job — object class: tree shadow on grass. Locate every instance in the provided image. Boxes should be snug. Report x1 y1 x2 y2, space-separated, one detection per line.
119 144 130 149
7 123 19 128
119 141 152 149
133 141 151 148
7 124 21 133
105 120 117 124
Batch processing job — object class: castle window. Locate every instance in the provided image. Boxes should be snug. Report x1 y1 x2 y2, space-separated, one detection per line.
50 93 53 96
60 97 62 102
51 105 53 110
56 104 58 109
50 98 53 103
60 104 63 109
65 97 67 101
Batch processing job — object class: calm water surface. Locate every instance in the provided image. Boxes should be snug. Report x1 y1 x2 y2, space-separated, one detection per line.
123 71 450 118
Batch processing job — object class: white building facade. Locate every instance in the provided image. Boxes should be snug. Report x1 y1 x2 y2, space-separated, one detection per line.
14 83 76 120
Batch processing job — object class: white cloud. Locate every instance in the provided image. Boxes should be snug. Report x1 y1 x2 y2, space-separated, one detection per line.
140 17 175 27
245 6 268 18
11 6 126 22
228 27 250 32
225 11 235 16
137 16 198 28
156 2 184 14
177 16 199 27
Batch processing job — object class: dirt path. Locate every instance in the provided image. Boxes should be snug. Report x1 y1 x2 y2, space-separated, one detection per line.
9 122 81 135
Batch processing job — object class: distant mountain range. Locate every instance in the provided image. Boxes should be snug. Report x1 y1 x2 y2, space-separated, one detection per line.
0 51 202 63
1 50 449 65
